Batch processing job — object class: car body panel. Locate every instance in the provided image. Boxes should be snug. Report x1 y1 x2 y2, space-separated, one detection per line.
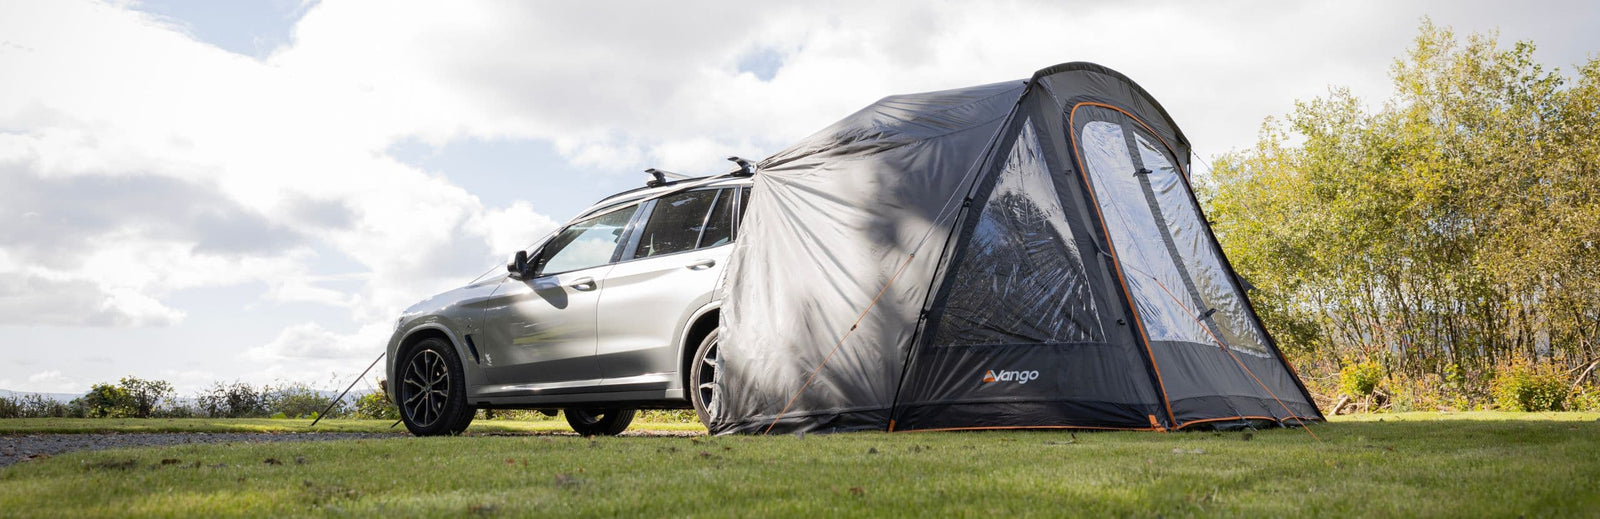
594 244 731 390
474 264 612 394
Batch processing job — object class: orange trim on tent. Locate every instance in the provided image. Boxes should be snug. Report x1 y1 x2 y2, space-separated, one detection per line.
1175 415 1320 430
896 426 1158 432
1070 101 1322 441
1145 253 1322 441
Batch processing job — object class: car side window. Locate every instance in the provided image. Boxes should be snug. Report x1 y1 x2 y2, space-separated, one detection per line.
698 189 734 248
738 186 752 224
630 189 721 259
534 205 637 276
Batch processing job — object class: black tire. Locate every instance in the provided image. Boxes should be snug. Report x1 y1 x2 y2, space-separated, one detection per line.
397 337 475 436
689 329 720 428
564 408 635 436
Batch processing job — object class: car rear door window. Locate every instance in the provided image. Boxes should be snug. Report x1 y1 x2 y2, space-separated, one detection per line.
535 205 637 276
631 189 720 259
698 189 734 248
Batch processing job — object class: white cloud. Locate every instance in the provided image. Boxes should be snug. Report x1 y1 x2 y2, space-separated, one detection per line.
471 200 561 256
244 321 393 387
1 0 1595 392
24 370 81 394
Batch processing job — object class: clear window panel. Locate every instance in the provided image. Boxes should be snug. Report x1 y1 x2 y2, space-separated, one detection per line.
1080 121 1213 344
934 119 1103 347
1133 134 1270 356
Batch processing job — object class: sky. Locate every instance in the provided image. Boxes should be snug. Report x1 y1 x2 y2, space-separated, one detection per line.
1 0 1597 395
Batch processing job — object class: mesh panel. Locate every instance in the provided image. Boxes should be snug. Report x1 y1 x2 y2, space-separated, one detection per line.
933 119 1104 347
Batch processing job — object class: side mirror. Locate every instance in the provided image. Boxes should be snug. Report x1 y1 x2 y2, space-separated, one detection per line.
507 250 529 280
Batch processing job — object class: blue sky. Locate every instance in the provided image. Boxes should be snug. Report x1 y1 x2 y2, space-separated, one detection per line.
1 0 1596 394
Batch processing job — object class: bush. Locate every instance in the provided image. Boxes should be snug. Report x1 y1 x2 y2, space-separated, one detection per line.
67 377 178 418
1339 360 1385 398
1492 360 1570 412
0 393 71 418
72 383 132 418
352 380 398 420
154 403 200 418
636 409 697 423
1570 386 1600 412
18 393 74 418
118 376 174 418
268 383 345 419
195 381 270 418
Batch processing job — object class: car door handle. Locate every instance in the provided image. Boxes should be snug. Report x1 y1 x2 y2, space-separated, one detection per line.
686 259 716 271
568 277 597 291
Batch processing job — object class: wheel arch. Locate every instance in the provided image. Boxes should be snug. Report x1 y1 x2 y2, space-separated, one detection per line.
390 324 468 402
678 303 721 399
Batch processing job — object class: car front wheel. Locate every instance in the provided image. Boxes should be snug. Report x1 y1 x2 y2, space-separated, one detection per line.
397 337 475 436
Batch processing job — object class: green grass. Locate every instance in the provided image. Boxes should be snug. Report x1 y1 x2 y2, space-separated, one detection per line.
2 412 1596 517
0 417 707 435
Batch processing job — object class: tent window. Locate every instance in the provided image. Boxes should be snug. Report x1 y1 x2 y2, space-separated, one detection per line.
1079 121 1214 345
933 119 1104 347
1133 134 1271 356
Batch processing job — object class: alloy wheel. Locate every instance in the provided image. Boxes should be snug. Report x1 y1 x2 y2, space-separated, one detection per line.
401 349 450 428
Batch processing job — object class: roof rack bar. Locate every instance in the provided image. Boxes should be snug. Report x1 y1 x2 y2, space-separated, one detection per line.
728 156 755 177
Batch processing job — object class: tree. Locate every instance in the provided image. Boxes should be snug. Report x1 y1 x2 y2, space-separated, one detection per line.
73 383 132 418
1205 20 1600 403
118 376 174 418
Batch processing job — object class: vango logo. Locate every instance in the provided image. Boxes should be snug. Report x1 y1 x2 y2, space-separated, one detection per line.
982 369 1040 385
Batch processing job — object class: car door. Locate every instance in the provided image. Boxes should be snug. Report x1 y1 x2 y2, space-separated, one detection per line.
593 187 738 390
475 204 641 393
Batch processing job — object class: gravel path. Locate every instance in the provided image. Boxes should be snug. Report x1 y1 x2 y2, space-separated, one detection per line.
0 429 701 468
0 432 400 468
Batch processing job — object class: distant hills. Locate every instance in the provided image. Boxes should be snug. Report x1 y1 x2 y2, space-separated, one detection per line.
0 389 83 403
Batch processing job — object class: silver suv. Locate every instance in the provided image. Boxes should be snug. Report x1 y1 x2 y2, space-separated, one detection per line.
386 173 750 436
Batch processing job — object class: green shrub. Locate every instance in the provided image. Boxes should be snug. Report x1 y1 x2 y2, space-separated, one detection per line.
1339 360 1384 397
478 409 557 421
0 394 71 418
636 409 697 423
72 383 132 418
352 381 399 420
117 376 174 418
195 381 270 418
1569 386 1599 412
1492 361 1569 412
268 383 345 419
154 403 199 418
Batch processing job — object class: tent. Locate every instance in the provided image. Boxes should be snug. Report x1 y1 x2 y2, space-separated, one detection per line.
714 62 1323 434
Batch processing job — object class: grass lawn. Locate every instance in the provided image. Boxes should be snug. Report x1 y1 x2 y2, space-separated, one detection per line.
0 417 706 435
1 412 1596 517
